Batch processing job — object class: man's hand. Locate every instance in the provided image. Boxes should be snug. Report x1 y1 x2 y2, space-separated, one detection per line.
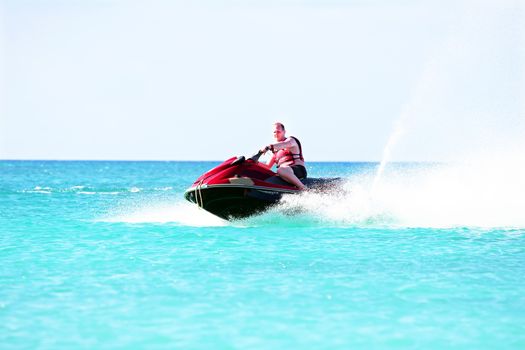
260 145 271 154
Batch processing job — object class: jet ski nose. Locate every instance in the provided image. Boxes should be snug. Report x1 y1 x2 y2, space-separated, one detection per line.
231 156 245 166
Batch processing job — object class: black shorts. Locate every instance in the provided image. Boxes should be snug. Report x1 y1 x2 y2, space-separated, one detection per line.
291 165 307 179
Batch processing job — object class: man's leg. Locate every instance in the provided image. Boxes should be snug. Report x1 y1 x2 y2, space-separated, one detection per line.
277 166 306 190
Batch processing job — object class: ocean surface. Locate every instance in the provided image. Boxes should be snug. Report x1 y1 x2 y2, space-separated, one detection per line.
1 160 524 349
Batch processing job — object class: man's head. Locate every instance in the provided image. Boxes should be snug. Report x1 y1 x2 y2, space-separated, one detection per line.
273 122 286 142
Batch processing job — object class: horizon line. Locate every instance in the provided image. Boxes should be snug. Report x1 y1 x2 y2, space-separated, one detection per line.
0 158 441 163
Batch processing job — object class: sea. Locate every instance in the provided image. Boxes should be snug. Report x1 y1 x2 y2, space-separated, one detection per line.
1 160 524 349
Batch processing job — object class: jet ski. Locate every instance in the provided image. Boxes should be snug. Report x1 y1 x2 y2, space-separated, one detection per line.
184 151 341 220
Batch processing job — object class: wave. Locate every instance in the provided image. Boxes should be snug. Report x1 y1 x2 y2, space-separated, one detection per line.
19 186 175 195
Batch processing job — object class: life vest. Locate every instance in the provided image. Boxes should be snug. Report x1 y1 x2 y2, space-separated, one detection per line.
274 136 304 167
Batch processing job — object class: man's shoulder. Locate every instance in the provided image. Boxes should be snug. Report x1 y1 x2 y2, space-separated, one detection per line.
288 136 300 144
286 136 300 148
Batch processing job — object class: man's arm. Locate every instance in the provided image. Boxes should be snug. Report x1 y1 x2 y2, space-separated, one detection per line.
266 154 276 169
270 137 296 152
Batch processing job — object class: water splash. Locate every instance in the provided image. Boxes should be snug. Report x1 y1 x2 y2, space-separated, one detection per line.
372 1 525 193
257 157 525 229
99 201 227 226
371 120 405 196
371 51 442 195
95 155 525 229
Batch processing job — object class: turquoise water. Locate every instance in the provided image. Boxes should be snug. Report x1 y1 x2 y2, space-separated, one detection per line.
1 160 524 349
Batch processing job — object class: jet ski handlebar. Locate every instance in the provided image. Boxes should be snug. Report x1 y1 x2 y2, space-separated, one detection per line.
231 148 266 166
249 149 264 162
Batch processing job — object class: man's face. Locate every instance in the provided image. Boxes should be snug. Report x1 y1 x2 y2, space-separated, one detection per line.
273 125 285 141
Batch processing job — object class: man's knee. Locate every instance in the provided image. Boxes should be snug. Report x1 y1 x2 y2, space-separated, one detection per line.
277 166 291 176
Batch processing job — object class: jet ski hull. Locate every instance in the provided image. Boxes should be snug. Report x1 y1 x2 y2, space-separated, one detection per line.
184 185 292 220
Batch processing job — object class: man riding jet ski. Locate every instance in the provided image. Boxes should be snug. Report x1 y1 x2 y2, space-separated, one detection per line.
184 123 341 220
259 122 307 190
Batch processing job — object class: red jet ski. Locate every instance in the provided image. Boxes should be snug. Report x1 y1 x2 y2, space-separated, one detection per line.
184 151 341 220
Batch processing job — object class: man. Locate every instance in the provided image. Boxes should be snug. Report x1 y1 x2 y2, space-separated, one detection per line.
260 122 307 190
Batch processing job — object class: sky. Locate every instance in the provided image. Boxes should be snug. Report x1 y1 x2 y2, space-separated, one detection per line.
1 0 524 161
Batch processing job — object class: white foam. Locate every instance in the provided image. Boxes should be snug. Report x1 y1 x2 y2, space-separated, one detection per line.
154 187 173 191
99 201 228 226
275 157 525 228
24 186 53 194
26 190 52 194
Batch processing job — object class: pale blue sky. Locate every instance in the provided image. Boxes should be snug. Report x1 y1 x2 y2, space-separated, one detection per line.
1 0 524 161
